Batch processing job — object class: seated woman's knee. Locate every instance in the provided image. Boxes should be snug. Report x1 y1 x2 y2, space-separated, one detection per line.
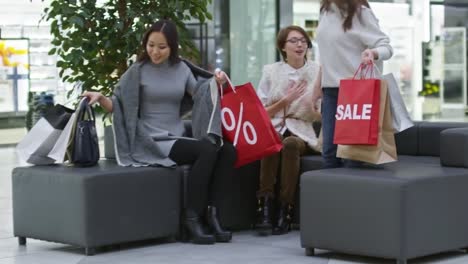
199 138 219 155
220 142 237 159
282 136 300 153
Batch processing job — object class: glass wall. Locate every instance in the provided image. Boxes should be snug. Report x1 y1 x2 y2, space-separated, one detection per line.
228 0 277 86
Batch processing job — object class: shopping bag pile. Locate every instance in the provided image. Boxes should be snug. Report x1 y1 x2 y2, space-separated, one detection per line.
16 97 99 166
220 78 282 167
334 63 413 164
17 104 74 165
336 76 397 164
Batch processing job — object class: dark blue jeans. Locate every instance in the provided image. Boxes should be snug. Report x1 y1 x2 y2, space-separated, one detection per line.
321 88 343 168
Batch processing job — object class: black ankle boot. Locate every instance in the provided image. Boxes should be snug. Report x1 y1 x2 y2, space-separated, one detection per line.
206 206 232 242
255 196 273 235
184 213 215 244
272 203 293 235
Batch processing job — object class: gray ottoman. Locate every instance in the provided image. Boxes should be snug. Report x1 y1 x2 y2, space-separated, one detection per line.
12 160 182 255
300 160 468 264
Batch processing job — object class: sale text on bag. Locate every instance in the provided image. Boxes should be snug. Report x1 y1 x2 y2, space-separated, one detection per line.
335 104 372 120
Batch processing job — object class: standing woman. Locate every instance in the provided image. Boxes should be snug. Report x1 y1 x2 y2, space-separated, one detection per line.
83 20 235 245
254 25 321 235
312 0 393 168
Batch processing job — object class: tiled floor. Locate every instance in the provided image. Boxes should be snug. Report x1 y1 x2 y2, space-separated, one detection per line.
1 147 468 264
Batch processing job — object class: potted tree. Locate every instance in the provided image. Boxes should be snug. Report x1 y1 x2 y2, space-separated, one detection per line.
42 0 212 156
43 0 212 99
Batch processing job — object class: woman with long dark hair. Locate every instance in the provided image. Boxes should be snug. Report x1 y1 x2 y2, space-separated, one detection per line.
83 20 235 245
312 0 393 168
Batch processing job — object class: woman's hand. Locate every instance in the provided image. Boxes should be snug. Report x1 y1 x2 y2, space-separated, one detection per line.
283 80 307 106
361 49 377 64
215 70 229 86
82 91 113 112
82 91 103 105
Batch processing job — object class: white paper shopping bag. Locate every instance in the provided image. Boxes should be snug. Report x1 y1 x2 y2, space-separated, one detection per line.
48 112 77 163
383 73 414 132
16 105 74 165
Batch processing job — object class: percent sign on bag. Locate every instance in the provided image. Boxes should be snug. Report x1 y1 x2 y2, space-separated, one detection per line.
220 81 283 168
221 102 257 146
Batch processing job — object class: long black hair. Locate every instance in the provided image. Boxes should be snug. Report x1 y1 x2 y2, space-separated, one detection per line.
137 19 181 64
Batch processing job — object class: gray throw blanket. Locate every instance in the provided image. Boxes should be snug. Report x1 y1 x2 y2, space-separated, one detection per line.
111 61 222 167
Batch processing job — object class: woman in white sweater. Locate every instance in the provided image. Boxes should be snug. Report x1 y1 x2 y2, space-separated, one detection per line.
312 0 393 168
255 25 321 235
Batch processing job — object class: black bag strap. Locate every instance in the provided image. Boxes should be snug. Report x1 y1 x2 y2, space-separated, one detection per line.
76 97 96 122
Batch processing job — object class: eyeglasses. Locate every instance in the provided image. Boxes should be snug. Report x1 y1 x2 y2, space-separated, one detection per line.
286 38 308 45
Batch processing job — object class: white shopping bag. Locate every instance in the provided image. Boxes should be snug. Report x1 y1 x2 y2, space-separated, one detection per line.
383 73 414 132
16 105 74 165
48 112 77 163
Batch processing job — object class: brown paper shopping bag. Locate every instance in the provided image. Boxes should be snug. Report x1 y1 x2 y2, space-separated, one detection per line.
337 79 397 164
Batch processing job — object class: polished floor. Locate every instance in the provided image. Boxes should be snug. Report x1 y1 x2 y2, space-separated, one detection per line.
2 147 468 264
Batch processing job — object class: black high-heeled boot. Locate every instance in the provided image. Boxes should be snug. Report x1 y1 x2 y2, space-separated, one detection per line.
206 206 232 242
272 203 293 235
184 212 215 244
254 196 273 235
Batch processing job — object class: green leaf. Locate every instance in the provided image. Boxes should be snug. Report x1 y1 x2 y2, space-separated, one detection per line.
41 0 209 103
69 16 84 28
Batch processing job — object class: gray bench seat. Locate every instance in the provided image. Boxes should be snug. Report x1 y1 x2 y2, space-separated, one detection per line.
12 160 183 255
300 159 468 263
299 122 468 264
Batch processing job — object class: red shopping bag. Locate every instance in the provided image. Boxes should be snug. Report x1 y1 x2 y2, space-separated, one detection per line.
333 64 381 145
221 80 282 167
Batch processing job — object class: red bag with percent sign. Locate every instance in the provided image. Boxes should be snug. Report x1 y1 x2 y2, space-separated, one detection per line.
220 81 282 167
334 63 381 145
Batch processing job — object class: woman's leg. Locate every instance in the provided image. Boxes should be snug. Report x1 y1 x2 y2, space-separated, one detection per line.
254 149 280 235
169 138 218 216
273 136 307 235
208 141 237 205
321 88 343 168
168 138 218 244
206 141 236 242
279 136 307 205
257 152 281 198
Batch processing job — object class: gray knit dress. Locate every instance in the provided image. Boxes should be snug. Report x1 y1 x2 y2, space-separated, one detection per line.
139 60 197 156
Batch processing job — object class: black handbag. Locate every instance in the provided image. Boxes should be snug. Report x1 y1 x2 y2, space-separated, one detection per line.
70 97 100 166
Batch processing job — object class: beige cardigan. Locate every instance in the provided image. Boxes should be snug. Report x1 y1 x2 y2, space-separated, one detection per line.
257 61 321 151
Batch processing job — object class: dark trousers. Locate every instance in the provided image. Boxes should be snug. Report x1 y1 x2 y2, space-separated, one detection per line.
169 138 236 217
321 88 343 168
257 132 312 205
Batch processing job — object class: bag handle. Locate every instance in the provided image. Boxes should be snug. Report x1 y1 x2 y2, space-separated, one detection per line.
77 97 96 122
215 69 236 99
371 61 383 77
352 63 380 80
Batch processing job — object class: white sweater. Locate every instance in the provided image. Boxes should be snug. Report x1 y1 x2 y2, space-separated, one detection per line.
316 4 393 88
